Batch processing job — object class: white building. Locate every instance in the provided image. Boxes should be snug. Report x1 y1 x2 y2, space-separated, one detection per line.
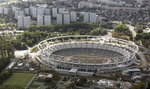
83 12 89 22
44 15 51 25
52 8 58 17
58 8 65 14
78 1 94 8
30 6 37 18
15 10 24 19
78 1 87 8
97 0 126 6
12 6 20 13
37 15 51 25
3 8 9 15
37 7 45 16
24 8 30 15
58 0 69 2
70 11 77 22
18 16 24 28
0 8 3 14
63 14 70 24
23 16 31 28
44 8 51 15
56 14 63 24
58 8 69 14
90 13 97 23
37 15 44 25
83 12 97 23
18 16 31 28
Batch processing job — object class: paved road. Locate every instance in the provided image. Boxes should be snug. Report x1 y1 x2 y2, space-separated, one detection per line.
139 46 150 53
137 51 147 67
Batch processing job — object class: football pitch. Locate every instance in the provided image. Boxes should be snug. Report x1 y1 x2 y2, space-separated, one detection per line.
3 72 35 88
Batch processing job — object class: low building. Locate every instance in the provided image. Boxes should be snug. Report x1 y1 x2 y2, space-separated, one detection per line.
38 73 53 80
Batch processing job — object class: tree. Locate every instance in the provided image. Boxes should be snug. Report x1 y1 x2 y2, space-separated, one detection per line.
17 31 57 47
135 25 145 33
0 70 12 84
75 77 87 86
114 24 129 33
90 28 107 36
113 24 133 40
130 82 147 89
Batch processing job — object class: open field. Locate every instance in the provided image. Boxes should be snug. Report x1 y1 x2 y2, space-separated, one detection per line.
3 72 35 88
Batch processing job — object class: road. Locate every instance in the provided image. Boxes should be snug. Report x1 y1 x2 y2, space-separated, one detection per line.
139 46 150 53
137 51 148 67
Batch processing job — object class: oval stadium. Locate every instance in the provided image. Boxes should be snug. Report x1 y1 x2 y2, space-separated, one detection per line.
33 35 139 75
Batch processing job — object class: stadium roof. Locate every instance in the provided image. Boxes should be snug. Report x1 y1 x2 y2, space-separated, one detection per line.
69 68 78 73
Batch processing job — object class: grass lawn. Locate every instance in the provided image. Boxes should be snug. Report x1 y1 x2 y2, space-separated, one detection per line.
3 72 35 88
0 24 7 26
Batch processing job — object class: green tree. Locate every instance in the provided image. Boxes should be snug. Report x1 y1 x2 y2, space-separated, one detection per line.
130 82 147 89
75 77 87 86
90 28 107 35
113 24 132 40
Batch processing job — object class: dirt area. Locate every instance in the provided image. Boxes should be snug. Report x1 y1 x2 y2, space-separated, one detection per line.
63 55 114 64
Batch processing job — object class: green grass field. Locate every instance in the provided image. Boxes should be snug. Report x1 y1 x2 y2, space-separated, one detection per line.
3 72 35 88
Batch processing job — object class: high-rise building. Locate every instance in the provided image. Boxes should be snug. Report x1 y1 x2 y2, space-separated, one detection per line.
18 16 31 28
56 13 70 25
37 15 51 25
0 8 3 14
63 14 70 24
18 16 23 28
37 15 44 25
15 10 24 19
52 8 58 17
83 12 97 23
12 6 20 13
58 8 66 14
44 15 51 25
90 13 97 23
70 11 77 22
3 8 9 15
30 6 37 18
83 12 89 22
44 8 51 15
24 8 30 15
37 8 45 16
24 16 31 28
78 1 86 8
56 14 63 24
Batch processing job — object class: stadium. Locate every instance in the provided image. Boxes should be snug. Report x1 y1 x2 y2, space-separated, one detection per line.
34 35 138 75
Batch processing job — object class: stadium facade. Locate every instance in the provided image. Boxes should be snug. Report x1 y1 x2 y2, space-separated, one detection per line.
33 35 138 76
